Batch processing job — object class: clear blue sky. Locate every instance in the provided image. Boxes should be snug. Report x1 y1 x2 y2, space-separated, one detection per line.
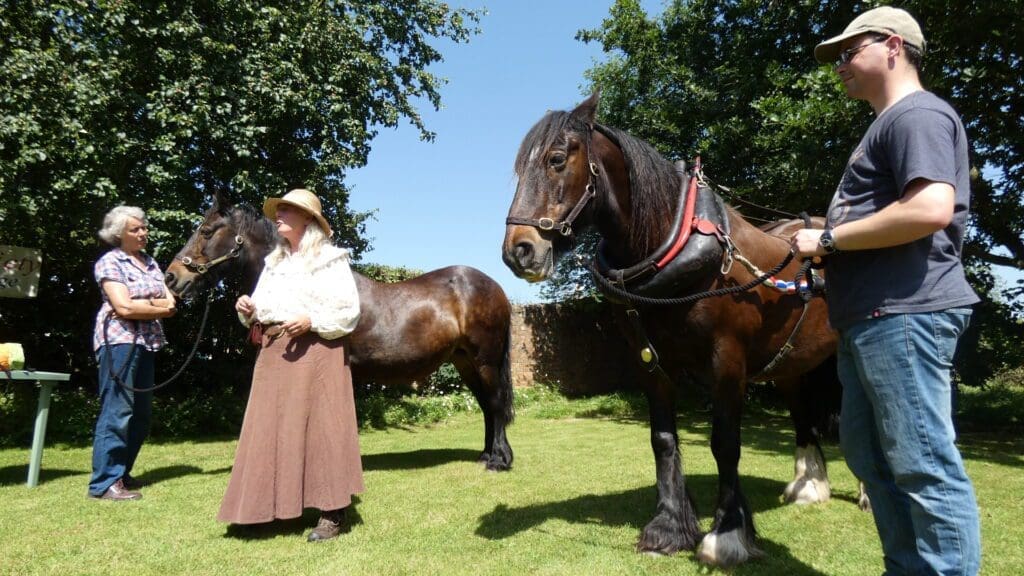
346 1 1023 305
346 0 663 303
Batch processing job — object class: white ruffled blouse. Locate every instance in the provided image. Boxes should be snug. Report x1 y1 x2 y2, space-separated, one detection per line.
240 245 361 340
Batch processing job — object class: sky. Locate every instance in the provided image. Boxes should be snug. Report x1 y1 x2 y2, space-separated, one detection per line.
345 0 664 303
345 1 1022 304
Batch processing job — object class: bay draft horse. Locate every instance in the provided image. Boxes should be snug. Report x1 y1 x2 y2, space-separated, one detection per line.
165 191 515 471
502 93 840 566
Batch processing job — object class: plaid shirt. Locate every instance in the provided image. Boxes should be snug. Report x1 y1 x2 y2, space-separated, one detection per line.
92 248 168 352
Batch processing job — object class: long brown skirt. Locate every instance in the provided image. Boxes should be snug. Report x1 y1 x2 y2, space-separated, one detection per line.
217 330 364 524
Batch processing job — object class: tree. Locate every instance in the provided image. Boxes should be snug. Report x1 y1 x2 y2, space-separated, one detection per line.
574 0 1021 282
0 1 479 387
566 0 1023 380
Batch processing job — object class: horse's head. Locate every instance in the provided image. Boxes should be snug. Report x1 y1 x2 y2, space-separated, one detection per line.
502 93 604 282
165 190 274 298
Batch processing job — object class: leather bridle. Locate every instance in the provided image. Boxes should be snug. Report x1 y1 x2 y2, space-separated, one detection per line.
176 235 244 275
505 133 600 237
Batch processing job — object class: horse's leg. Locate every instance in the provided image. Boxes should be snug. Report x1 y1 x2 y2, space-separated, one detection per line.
779 376 831 505
635 372 703 555
696 374 762 567
452 346 513 472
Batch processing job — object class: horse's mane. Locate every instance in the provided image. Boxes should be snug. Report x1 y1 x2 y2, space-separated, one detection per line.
515 111 681 256
594 125 681 255
225 202 276 240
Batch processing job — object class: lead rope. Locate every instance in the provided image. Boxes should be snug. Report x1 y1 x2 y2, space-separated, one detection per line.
102 293 213 393
589 250 797 307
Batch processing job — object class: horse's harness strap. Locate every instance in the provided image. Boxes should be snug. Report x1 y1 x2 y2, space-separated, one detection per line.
178 235 244 274
751 300 811 382
624 308 662 372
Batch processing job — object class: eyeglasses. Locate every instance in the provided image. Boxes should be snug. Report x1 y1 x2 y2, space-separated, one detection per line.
836 37 889 66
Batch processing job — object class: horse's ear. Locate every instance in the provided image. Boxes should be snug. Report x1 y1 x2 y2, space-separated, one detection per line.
571 91 601 126
212 187 234 212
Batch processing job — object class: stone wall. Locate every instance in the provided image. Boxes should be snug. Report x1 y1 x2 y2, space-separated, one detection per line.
509 301 645 395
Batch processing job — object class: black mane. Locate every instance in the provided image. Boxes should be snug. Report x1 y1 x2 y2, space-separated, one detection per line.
225 202 276 241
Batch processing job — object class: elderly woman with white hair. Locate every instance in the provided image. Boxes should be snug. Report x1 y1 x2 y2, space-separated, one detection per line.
89 205 176 501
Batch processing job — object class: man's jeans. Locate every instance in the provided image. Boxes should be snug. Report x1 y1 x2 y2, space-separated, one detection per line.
837 309 981 576
89 344 154 496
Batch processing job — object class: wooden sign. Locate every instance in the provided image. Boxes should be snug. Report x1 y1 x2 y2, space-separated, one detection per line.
0 246 42 298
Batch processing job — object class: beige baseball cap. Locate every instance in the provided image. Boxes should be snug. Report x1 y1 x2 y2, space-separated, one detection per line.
814 6 925 64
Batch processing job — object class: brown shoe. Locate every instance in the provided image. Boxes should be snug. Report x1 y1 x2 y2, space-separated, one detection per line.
306 508 346 542
94 479 142 501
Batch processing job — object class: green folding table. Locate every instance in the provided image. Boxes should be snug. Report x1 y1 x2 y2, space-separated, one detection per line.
6 370 71 487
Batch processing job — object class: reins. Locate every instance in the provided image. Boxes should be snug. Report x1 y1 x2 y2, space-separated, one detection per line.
102 292 213 393
99 234 245 393
590 250 798 307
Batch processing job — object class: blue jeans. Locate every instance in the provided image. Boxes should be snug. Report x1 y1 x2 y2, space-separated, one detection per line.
837 310 981 576
89 344 154 496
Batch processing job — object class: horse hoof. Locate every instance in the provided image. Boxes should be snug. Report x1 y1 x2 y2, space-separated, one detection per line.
783 477 831 505
636 513 700 555
484 459 512 472
641 550 668 558
784 446 831 504
696 530 761 568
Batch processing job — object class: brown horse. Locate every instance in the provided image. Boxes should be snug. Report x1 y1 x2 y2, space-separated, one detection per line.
502 94 838 566
165 191 514 471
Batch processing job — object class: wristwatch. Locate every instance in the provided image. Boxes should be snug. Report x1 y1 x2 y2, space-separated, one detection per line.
818 229 838 254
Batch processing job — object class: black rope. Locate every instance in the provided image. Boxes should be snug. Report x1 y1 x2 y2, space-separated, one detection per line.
792 212 816 303
589 250 796 307
102 294 212 393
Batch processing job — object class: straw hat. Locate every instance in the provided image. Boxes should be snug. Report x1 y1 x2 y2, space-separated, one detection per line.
262 189 333 237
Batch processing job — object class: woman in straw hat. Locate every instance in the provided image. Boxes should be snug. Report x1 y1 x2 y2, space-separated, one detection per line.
218 188 363 542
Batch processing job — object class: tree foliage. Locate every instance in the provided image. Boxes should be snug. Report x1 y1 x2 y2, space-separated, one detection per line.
577 0 1021 275
551 0 1024 379
0 1 478 391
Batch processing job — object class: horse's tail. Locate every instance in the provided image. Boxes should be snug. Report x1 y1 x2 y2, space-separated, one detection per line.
498 320 515 425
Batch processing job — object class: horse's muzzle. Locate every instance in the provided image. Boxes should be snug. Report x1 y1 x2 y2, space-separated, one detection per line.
502 229 554 282
164 265 195 298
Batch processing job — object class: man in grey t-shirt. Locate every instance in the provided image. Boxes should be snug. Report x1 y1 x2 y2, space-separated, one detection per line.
791 7 981 575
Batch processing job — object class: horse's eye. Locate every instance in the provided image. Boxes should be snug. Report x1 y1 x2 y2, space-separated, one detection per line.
548 154 566 169
199 228 213 238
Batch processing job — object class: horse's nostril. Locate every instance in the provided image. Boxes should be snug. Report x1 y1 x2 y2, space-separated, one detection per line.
165 272 175 284
514 242 534 266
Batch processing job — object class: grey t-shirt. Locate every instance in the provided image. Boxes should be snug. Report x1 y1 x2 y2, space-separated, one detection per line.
825 91 979 330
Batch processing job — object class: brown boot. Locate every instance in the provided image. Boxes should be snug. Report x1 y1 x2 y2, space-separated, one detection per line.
93 478 142 501
307 508 346 542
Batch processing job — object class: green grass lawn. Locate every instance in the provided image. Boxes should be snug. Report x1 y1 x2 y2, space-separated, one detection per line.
1 395 1021 576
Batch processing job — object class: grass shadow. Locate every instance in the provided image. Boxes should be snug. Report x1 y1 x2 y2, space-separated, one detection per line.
476 474 825 575
361 448 480 471
476 473 790 540
0 464 80 486
133 464 208 486
955 432 1024 468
